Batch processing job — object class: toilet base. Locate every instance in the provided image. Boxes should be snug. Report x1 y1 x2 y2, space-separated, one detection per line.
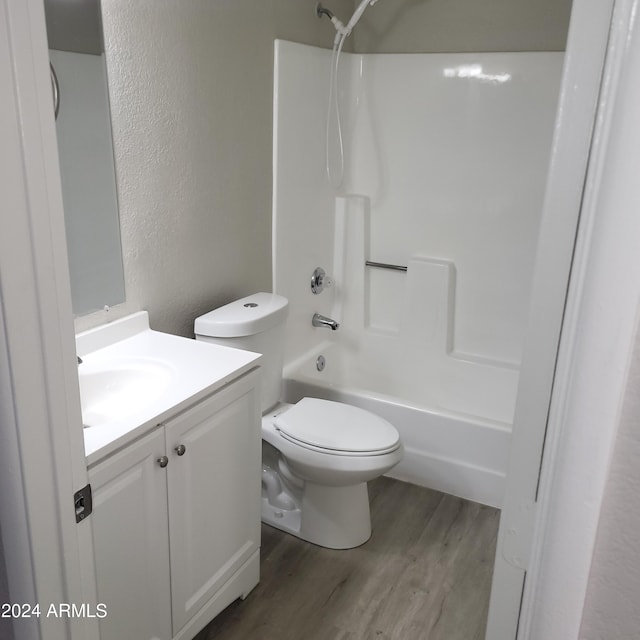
261 481 371 549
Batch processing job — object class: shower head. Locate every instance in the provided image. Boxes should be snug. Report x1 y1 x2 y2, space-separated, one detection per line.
345 0 379 33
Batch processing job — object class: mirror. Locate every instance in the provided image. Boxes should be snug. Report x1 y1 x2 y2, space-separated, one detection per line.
45 0 125 316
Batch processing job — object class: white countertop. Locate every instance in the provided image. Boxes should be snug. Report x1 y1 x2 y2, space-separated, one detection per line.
78 312 262 465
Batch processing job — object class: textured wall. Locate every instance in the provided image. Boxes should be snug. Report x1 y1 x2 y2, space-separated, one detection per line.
75 0 353 338
353 0 573 53
580 321 640 638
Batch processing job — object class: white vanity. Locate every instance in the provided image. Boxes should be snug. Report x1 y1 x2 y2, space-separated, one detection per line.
77 312 262 640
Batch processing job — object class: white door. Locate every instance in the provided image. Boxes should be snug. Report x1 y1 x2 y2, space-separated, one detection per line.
90 429 172 640
166 372 261 635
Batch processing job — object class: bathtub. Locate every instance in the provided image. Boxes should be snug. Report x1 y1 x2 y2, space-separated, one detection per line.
283 343 512 508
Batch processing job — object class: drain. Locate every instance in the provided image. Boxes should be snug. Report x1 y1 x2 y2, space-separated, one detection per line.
316 355 326 372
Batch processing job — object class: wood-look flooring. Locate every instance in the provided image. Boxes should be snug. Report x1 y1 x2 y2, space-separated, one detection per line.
194 477 499 640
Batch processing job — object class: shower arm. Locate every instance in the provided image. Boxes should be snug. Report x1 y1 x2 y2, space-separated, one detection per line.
316 2 348 39
316 0 380 40
316 3 334 20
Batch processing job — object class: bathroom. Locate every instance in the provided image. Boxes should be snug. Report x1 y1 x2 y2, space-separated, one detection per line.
3 0 640 639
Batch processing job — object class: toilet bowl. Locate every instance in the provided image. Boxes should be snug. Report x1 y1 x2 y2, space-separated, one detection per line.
194 293 403 549
261 399 402 548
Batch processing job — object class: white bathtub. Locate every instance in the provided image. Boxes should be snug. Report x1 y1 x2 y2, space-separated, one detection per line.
283 343 512 508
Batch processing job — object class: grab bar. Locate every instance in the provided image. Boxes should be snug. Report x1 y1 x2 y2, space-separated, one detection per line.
365 260 408 272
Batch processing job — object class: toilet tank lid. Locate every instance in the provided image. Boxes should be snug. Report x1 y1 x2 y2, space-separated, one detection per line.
194 292 289 338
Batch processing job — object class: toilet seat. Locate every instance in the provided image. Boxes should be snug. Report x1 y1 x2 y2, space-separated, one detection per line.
274 397 400 456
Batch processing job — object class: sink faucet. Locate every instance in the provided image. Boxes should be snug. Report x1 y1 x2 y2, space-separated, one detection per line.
312 313 339 331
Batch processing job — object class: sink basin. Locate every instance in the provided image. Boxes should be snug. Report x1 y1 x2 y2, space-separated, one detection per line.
79 359 173 428
77 311 262 462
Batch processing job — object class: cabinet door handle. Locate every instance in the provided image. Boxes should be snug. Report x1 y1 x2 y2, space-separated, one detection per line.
175 444 186 456
157 456 169 468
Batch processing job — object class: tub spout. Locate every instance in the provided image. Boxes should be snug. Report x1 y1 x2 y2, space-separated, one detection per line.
312 313 340 330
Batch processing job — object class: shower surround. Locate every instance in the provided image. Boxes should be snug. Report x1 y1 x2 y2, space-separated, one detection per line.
273 40 563 507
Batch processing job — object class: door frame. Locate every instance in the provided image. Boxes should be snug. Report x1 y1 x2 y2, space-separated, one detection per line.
518 0 640 636
486 0 616 636
489 0 640 637
0 0 98 638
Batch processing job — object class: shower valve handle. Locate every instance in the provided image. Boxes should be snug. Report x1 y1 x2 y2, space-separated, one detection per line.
311 267 333 294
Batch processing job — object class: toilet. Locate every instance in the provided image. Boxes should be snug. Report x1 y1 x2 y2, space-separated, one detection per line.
194 292 403 549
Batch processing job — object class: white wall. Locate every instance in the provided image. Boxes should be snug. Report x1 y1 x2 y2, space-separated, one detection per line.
273 41 341 360
348 52 563 364
579 324 640 637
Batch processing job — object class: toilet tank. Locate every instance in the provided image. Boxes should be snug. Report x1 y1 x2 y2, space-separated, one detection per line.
194 292 289 412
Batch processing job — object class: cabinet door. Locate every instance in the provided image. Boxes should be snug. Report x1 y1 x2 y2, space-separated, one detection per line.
166 371 261 635
89 428 172 640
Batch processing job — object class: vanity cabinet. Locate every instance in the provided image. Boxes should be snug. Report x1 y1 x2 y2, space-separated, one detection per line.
89 369 261 640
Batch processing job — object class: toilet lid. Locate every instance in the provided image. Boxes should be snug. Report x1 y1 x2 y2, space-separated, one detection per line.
274 398 400 454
